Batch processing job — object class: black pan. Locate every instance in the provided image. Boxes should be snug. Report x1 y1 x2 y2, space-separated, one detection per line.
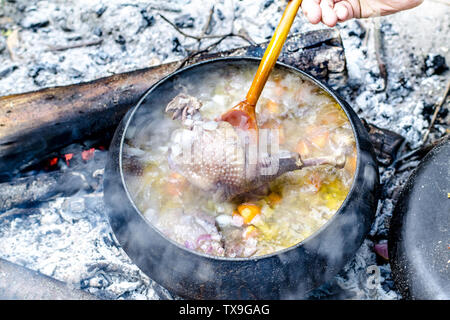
389 137 450 299
103 57 379 299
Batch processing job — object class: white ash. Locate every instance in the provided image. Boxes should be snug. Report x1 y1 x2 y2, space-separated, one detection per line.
0 0 449 300
0 148 172 300
0 0 321 95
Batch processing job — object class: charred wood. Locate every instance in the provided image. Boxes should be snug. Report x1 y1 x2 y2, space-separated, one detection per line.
0 258 98 300
0 170 87 213
0 152 105 212
362 120 405 166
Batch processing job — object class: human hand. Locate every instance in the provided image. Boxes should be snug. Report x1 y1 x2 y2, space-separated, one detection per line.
301 0 424 27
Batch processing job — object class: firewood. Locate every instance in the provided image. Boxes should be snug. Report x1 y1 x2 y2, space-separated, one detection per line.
362 120 405 166
0 258 98 299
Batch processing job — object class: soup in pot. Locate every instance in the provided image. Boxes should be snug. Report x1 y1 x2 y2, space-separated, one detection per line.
124 64 357 258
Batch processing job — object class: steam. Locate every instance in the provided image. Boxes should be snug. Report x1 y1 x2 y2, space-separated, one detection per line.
112 59 365 299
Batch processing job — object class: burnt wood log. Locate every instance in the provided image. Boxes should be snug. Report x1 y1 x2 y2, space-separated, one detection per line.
0 29 346 176
0 171 88 213
362 120 405 166
0 258 98 299
0 150 106 212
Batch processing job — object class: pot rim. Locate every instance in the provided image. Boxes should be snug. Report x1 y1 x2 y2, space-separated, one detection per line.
117 56 362 262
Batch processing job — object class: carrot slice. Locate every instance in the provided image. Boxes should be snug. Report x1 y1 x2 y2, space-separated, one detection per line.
309 131 329 149
295 140 310 157
267 192 282 206
166 172 187 196
266 99 280 114
273 78 286 96
309 172 322 192
344 148 357 174
278 126 286 145
318 110 344 125
237 203 261 224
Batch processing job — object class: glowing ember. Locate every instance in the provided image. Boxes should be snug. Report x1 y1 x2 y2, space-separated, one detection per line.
64 153 74 166
49 157 58 167
81 148 95 161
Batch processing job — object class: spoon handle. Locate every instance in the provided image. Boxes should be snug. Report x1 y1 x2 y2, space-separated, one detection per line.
246 0 302 106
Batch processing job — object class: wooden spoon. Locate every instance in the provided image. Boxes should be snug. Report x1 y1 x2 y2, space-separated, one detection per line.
221 0 303 131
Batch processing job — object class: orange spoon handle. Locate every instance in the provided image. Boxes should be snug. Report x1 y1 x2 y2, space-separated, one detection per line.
246 0 302 106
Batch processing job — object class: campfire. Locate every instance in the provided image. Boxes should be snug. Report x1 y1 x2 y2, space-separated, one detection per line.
0 0 448 300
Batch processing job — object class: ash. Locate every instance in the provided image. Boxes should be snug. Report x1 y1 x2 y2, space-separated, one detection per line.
0 0 448 300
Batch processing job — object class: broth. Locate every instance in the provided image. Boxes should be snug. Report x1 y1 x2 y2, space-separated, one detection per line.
124 64 357 258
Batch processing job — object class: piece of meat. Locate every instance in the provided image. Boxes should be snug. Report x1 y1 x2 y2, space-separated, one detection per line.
165 93 345 201
165 93 202 122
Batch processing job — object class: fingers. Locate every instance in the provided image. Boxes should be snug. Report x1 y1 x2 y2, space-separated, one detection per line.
301 0 359 27
301 0 322 24
335 1 354 21
302 0 353 27
320 0 338 27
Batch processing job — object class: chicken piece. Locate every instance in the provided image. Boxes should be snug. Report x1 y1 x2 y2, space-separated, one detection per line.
166 93 202 122
166 93 345 201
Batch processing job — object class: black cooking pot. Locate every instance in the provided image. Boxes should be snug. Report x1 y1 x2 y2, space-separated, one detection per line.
104 57 379 299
